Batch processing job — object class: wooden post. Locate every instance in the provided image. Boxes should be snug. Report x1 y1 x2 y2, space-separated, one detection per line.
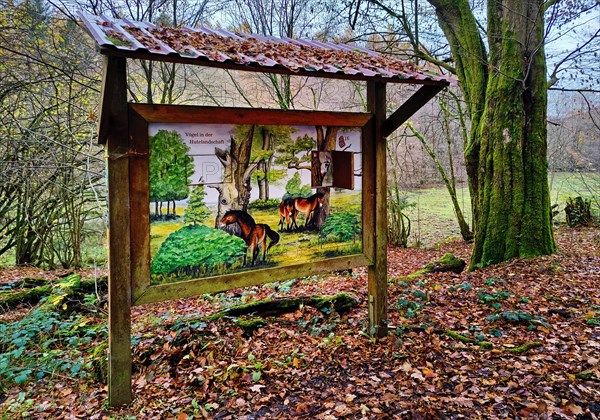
104 55 132 405
366 81 388 337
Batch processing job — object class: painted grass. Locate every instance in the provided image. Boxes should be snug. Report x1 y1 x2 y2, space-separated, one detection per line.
239 191 363 266
149 191 364 271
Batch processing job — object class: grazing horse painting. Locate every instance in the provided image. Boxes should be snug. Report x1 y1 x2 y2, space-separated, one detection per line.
278 198 298 232
293 192 325 228
220 210 280 266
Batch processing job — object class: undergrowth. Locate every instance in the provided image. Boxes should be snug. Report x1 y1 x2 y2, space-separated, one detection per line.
0 303 106 391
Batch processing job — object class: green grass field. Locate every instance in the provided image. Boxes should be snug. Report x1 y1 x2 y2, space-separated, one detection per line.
403 172 599 247
1 172 596 269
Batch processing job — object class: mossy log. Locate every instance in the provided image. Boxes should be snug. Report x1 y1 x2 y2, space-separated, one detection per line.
206 292 358 321
409 253 466 278
0 285 53 313
169 293 358 336
1 277 51 289
0 275 108 313
444 330 492 348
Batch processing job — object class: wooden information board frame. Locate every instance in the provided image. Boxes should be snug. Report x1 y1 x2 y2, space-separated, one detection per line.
128 103 374 306
100 55 447 406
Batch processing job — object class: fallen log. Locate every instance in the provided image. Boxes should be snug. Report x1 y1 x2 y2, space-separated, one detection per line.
167 292 359 337
0 275 108 314
207 292 358 320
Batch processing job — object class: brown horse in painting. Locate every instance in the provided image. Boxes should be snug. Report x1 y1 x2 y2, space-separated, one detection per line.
278 198 298 232
293 192 325 228
220 210 280 266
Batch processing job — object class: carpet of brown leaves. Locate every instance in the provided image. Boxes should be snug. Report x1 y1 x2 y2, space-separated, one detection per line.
1 227 599 419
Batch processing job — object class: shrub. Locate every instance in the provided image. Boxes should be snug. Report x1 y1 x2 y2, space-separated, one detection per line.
0 308 104 388
320 213 361 243
565 196 593 227
247 198 280 210
388 185 414 248
151 225 246 279
282 173 312 200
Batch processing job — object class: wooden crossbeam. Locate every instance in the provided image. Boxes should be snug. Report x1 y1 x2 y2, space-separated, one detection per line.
383 84 447 137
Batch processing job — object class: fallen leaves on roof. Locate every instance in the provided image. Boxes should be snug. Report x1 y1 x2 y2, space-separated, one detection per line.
79 11 450 82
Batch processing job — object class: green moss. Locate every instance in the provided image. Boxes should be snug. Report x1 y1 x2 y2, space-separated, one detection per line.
575 370 599 381
445 330 476 344
235 317 267 332
90 341 108 384
311 293 357 313
410 253 466 278
444 329 492 349
505 341 542 354
478 341 493 349
105 35 132 47
0 285 52 309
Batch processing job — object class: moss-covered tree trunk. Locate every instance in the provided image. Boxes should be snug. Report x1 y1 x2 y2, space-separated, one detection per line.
428 0 555 267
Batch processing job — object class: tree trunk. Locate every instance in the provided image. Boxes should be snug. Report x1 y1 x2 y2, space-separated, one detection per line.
313 126 339 229
428 0 555 267
472 0 555 265
257 128 273 201
213 126 258 226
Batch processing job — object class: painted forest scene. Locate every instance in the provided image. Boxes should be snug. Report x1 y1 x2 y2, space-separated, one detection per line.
148 123 362 283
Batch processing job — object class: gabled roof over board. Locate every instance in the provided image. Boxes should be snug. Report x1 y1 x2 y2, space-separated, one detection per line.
78 11 451 86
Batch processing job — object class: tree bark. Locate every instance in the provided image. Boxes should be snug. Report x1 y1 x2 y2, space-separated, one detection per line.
427 0 555 267
257 127 273 201
213 126 258 226
313 125 338 229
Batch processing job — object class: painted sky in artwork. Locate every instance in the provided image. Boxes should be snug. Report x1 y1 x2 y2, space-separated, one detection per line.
149 123 362 204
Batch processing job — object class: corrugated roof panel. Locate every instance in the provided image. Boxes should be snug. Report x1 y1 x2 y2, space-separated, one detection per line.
78 11 453 84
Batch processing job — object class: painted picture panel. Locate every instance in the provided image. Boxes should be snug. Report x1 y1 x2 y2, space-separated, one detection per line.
148 122 363 284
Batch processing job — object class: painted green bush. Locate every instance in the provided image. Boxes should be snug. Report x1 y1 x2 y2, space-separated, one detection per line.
320 212 361 243
151 225 246 280
248 198 280 210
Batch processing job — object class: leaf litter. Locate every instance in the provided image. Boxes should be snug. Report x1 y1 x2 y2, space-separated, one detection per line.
0 226 599 418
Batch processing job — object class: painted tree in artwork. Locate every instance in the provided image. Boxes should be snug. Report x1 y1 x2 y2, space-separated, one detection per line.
276 126 339 228
211 124 292 225
149 130 194 218
252 126 291 201
211 125 256 226
184 185 211 225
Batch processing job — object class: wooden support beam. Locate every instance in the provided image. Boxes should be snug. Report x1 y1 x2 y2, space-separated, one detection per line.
104 56 132 406
134 255 370 306
129 108 151 301
366 81 388 337
383 84 446 137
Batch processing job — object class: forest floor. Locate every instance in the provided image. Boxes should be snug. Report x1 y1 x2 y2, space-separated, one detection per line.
1 226 599 419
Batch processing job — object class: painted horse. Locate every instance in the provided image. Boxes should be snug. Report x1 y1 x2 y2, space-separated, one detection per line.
293 192 325 228
278 198 298 232
220 210 280 266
